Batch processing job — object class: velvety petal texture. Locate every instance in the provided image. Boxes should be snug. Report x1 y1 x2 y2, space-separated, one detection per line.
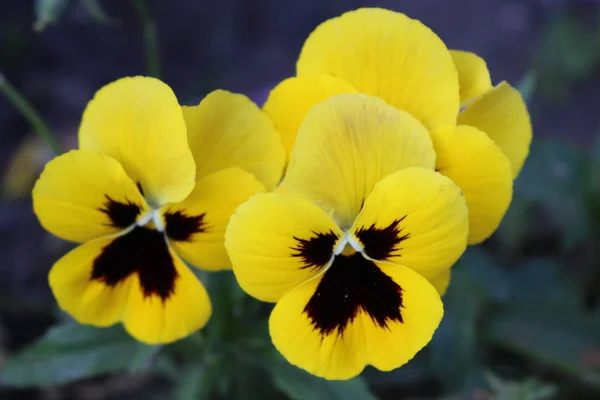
79 76 196 206
432 126 513 244
33 150 149 243
182 90 285 189
162 167 265 272
297 8 459 131
263 74 357 159
458 82 532 178
282 93 435 229
450 50 492 105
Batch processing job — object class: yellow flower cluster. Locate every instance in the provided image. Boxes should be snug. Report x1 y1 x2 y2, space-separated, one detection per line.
32 8 531 380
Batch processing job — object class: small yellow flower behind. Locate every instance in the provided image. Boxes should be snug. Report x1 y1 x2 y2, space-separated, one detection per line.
32 76 285 344
264 7 532 245
226 94 469 380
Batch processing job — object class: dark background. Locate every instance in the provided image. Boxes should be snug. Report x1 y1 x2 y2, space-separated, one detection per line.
1 1 600 399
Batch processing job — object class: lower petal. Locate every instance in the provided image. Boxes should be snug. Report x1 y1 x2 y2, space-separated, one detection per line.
269 262 442 380
123 249 211 344
458 82 532 178
432 126 513 244
49 236 135 327
162 167 265 271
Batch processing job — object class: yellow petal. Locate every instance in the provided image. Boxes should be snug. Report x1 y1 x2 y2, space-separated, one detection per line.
350 168 468 281
33 150 149 243
432 126 513 244
123 249 211 344
49 236 135 327
79 76 195 206
161 167 265 272
297 8 459 130
282 93 435 229
269 260 442 380
182 90 285 190
50 228 212 344
450 50 492 105
458 82 532 178
263 74 357 159
429 269 451 297
225 193 343 303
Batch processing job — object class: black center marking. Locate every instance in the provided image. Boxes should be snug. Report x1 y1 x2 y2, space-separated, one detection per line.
91 226 178 301
354 217 409 260
99 196 141 229
292 230 339 270
304 253 404 336
164 210 206 242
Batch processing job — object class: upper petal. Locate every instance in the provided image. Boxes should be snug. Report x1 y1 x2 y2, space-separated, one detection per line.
432 126 513 244
79 76 195 206
350 167 468 280
458 82 532 178
269 260 442 380
182 90 286 190
263 74 357 160
297 7 459 130
282 93 435 229
33 149 150 243
225 192 344 303
450 50 493 105
161 167 265 272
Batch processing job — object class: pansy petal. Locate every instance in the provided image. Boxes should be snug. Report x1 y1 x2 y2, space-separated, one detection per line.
161 167 265 272
123 248 211 344
226 193 343 303
297 8 459 130
458 82 532 178
33 150 149 243
182 90 285 189
269 261 442 380
350 168 468 281
282 93 435 229
263 74 357 159
432 126 513 244
79 76 195 206
450 50 492 105
429 269 451 297
49 236 135 327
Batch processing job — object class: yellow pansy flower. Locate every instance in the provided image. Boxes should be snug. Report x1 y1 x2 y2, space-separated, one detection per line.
264 7 532 245
226 94 469 380
32 76 285 344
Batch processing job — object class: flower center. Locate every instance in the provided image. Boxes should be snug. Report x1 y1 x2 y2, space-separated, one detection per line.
137 209 165 232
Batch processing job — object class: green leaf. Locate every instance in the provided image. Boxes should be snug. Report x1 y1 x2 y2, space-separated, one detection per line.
127 343 162 374
175 365 208 400
266 354 378 400
34 0 71 32
81 0 118 24
0 322 147 387
484 301 600 388
515 71 537 103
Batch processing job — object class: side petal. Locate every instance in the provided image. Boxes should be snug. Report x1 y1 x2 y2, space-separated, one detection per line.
123 249 211 344
33 150 149 243
350 167 468 280
458 82 532 178
79 76 195 205
49 236 136 327
225 193 344 303
269 262 442 380
429 269 451 297
450 50 492 105
263 74 357 160
161 167 265 272
432 126 513 244
297 8 459 130
282 93 435 229
182 90 286 190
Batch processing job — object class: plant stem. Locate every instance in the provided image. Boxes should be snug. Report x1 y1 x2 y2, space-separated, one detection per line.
131 0 161 78
0 72 61 156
